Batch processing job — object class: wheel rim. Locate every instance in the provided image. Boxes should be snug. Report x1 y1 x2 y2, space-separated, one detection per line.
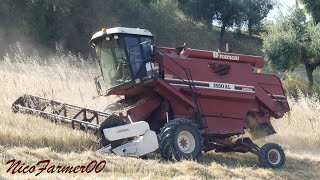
268 149 281 165
177 131 195 154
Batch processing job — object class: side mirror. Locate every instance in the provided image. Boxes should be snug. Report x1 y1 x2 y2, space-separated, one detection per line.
150 44 155 56
146 43 156 60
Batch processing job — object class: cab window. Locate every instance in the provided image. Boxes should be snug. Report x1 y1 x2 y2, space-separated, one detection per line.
124 37 143 77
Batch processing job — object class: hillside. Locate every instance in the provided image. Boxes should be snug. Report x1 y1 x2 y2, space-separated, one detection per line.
0 49 319 179
0 0 263 57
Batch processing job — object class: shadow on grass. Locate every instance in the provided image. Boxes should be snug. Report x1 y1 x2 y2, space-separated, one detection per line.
150 150 320 174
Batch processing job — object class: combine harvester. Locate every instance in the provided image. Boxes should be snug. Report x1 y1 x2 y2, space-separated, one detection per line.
12 27 290 168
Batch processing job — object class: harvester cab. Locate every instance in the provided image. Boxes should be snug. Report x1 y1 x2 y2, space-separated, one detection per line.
12 27 290 169
89 27 156 95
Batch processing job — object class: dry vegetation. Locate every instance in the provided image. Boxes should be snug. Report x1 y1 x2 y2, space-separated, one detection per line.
0 46 319 179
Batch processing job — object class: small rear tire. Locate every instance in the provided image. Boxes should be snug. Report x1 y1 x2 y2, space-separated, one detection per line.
258 143 285 168
158 119 203 161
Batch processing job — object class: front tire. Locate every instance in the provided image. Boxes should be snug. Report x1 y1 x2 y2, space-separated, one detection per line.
258 143 285 168
158 119 203 161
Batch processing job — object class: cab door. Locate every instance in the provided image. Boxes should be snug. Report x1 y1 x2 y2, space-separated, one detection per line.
124 35 152 80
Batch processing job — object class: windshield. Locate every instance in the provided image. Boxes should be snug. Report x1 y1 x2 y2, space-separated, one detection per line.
96 39 131 89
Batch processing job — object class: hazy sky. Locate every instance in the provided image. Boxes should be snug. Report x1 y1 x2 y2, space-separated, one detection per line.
212 0 303 26
212 0 299 26
267 0 298 20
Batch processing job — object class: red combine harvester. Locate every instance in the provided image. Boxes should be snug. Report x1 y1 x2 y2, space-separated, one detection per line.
13 27 290 168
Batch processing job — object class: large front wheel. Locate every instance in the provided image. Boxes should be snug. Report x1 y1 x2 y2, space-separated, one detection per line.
158 119 203 161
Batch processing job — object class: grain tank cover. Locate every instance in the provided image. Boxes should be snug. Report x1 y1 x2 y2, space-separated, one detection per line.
180 48 264 68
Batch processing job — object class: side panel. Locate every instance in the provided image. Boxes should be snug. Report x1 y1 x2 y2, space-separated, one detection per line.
205 117 244 134
253 74 290 119
197 90 257 119
160 53 260 135
151 80 195 115
127 97 161 122
158 50 289 136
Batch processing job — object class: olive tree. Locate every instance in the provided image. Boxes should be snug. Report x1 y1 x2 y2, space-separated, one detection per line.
241 0 274 36
263 8 320 87
300 0 320 24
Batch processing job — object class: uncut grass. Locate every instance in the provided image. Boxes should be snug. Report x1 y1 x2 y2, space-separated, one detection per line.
0 47 319 179
0 46 113 152
262 93 320 154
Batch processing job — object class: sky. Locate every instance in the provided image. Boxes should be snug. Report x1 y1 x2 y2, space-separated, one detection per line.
212 0 299 27
266 0 300 20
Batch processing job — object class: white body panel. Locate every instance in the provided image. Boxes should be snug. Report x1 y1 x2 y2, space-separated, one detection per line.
90 27 153 44
112 130 159 156
107 27 152 36
99 121 159 157
97 144 112 154
103 121 150 141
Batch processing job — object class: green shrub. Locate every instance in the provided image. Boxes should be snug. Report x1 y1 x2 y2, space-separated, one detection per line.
282 73 320 96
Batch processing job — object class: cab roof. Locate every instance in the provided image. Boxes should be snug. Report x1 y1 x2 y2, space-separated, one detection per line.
90 27 153 46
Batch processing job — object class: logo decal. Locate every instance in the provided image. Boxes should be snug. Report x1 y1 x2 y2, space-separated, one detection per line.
212 52 240 61
165 78 255 93
213 52 219 58
116 129 129 133
211 83 232 90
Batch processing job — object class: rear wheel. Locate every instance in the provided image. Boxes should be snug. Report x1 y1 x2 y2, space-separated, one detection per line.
258 143 285 168
158 119 203 160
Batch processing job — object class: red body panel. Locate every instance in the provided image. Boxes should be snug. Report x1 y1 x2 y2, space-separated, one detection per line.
109 47 289 137
157 47 289 135
180 48 264 68
128 97 161 122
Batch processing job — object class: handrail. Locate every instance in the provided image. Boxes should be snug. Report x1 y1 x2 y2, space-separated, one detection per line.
156 48 207 129
95 42 207 128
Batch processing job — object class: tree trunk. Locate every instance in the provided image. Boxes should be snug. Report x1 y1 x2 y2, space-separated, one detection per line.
248 21 253 36
305 63 315 88
219 24 226 48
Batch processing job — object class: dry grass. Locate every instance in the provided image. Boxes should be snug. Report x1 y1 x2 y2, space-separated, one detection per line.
0 146 319 180
0 46 319 179
263 93 320 155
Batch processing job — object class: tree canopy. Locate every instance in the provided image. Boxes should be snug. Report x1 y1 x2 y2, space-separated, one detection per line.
0 0 177 55
0 0 271 56
178 0 273 46
299 0 320 24
241 0 274 35
263 8 320 87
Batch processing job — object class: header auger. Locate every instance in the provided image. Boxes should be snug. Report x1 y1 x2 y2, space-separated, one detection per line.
13 27 290 168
